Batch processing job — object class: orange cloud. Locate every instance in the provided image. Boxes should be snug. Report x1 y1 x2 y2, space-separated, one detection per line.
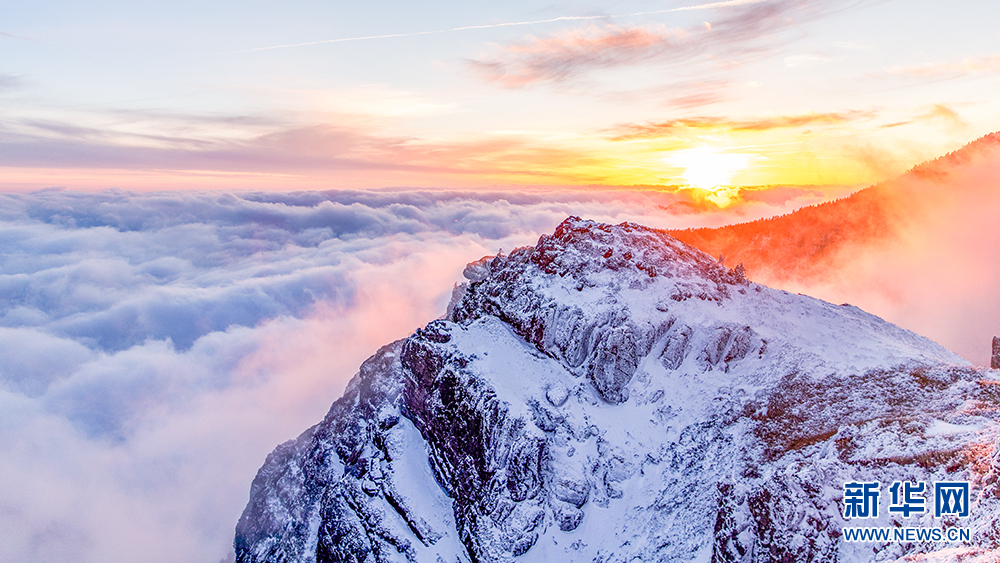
877 104 970 134
671 133 1000 364
0 111 893 192
0 98 927 192
0 116 625 190
606 110 876 140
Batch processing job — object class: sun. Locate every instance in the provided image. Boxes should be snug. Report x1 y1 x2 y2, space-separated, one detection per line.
668 147 755 205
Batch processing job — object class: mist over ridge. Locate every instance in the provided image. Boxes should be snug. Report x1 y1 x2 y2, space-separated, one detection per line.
673 132 1000 365
235 217 999 563
0 134 997 561
0 184 833 563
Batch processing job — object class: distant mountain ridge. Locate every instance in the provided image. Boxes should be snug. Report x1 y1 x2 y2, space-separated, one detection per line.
670 132 1000 284
234 217 1000 563
671 133 1000 364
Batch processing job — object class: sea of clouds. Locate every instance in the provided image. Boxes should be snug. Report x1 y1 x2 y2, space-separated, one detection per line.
3 186 815 563
4 182 984 563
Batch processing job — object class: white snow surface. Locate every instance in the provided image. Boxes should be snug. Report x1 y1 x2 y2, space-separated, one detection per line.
237 217 1000 563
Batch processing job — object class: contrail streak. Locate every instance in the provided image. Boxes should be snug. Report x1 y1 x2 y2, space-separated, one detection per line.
242 0 767 53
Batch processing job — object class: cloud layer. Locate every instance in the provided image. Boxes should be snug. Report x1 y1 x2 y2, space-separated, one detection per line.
5 171 992 562
4 186 845 563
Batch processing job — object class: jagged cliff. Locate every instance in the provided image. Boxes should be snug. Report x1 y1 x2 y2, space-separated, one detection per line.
235 217 1000 563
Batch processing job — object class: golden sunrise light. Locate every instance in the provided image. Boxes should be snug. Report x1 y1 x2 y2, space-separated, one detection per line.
5 0 1000 561
667 147 757 205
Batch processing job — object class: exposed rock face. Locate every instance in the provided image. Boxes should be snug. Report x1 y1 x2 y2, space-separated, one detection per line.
993 336 999 369
235 217 1000 563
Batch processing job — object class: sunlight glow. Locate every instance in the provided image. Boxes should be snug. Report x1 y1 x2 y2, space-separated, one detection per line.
669 147 756 192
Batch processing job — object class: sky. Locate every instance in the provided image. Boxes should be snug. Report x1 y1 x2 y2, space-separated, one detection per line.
3 0 1000 195
2 1 1000 562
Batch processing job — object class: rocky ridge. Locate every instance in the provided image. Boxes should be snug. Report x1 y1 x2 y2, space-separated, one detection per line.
235 217 1000 563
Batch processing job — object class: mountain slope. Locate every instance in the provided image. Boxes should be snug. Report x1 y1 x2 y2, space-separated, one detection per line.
235 217 1000 563
670 133 1000 364
670 132 1000 284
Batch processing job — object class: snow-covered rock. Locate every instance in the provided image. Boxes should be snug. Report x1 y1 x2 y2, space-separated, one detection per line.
235 217 1000 562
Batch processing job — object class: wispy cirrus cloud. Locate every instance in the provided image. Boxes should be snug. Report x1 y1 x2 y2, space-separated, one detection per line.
240 0 769 53
0 104 893 192
886 54 1000 79
0 73 24 91
663 89 731 109
606 109 876 140
471 23 682 88
0 118 457 175
469 0 838 88
914 104 970 132
879 104 970 134
1 107 658 189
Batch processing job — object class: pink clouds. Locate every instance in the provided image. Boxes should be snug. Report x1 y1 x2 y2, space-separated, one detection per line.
0 121 438 175
0 184 862 561
3 161 997 561
887 54 1000 79
469 0 834 88
0 112 626 190
471 23 681 87
0 191 546 563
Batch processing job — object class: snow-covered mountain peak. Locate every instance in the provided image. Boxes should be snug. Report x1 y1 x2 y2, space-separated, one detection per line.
451 216 963 404
524 216 746 288
236 217 1000 563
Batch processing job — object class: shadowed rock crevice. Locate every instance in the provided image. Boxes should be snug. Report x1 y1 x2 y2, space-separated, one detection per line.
235 217 1000 563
